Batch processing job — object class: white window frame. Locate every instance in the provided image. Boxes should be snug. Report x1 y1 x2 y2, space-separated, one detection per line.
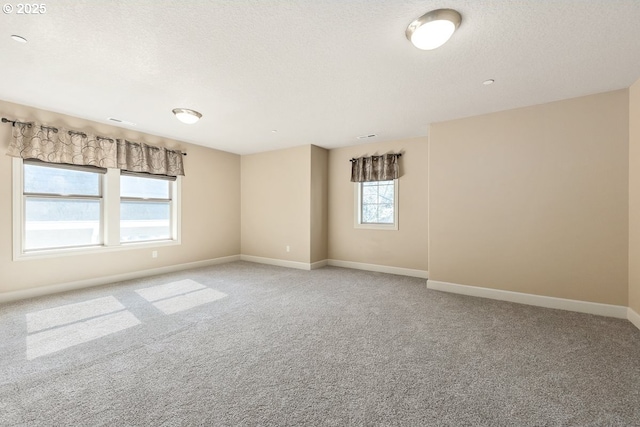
21 160 105 252
119 171 176 245
12 158 181 260
353 179 399 231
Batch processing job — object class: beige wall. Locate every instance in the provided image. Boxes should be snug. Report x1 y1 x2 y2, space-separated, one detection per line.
5 88 636 311
310 145 328 263
241 145 312 263
629 79 640 314
327 138 429 271
429 90 629 305
0 100 241 296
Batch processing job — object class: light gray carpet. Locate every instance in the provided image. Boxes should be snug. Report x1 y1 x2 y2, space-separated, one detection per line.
1 261 639 426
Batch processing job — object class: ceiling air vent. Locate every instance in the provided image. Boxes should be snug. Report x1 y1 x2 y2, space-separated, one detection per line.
108 117 136 126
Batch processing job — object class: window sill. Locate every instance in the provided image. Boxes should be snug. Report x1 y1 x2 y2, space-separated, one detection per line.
14 239 181 261
354 222 399 231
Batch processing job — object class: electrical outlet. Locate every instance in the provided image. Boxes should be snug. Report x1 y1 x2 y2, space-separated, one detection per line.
152 251 158 258
286 245 290 252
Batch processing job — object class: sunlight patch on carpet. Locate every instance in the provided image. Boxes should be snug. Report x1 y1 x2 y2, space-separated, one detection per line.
25 296 141 360
136 279 227 314
26 296 125 333
135 279 206 302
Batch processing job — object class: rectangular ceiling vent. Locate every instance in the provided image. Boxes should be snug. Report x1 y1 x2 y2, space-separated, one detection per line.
108 117 136 126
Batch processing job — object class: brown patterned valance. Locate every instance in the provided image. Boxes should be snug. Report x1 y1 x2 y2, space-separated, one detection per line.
6 120 185 176
350 153 401 182
116 139 184 176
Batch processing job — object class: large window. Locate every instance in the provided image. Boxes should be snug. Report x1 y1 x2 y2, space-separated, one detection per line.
13 158 181 258
23 161 104 251
354 179 398 230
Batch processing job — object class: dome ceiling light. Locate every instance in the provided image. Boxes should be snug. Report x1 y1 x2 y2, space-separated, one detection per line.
11 35 28 43
172 108 202 124
406 9 462 50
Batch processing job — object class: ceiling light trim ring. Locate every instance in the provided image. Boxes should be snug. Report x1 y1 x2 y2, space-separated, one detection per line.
406 8 462 50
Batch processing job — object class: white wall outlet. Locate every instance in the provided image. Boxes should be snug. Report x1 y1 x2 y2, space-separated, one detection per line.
152 250 158 258
286 245 290 252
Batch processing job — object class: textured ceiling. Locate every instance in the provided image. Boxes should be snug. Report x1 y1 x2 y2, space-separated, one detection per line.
1 0 640 154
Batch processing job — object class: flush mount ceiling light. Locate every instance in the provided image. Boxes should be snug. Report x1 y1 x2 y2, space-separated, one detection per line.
10 35 27 43
406 9 461 50
172 108 202 124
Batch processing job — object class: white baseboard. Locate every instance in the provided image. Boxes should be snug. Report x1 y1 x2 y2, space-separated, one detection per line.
0 255 241 304
240 254 312 271
327 259 429 279
238 256 429 279
427 280 628 319
629 307 640 331
311 260 329 270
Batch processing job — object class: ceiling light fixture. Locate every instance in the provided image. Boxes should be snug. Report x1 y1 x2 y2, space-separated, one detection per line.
406 9 461 50
483 79 495 85
172 108 202 124
10 35 27 43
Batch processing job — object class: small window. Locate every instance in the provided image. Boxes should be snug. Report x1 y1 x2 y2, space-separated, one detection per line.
23 161 104 251
354 179 398 230
120 173 173 243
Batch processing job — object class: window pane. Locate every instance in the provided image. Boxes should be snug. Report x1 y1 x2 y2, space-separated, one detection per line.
362 190 377 204
120 201 170 242
360 180 395 224
25 199 101 250
378 204 394 223
121 175 169 199
24 164 100 196
378 183 394 203
362 204 378 223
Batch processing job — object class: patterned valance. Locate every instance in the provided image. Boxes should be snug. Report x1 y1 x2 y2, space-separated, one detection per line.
116 139 184 176
350 153 401 182
6 120 185 176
